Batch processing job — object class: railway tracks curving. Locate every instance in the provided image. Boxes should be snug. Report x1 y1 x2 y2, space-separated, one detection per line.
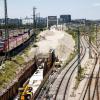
36 36 87 100
79 36 99 100
53 37 86 100
36 35 99 100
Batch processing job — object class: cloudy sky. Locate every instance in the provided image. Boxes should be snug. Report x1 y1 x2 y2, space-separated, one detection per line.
0 0 100 19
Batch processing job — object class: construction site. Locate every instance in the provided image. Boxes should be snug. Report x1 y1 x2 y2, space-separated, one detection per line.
0 0 100 100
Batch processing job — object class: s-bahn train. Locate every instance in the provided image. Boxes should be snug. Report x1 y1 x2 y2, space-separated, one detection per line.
0 29 34 53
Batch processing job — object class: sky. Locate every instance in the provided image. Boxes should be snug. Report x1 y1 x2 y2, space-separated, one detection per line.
0 0 100 20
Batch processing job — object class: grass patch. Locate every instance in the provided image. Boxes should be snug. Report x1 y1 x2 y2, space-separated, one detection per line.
24 48 29 56
14 55 25 65
0 60 18 90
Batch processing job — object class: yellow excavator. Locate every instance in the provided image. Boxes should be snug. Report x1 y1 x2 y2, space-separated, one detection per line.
18 80 33 100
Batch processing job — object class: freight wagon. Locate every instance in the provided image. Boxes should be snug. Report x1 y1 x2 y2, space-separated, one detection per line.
0 29 34 53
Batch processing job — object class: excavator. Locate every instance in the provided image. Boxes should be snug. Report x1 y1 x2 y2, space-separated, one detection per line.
18 80 33 100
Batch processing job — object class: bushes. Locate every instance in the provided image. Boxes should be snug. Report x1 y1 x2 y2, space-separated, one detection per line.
14 55 25 65
0 61 18 90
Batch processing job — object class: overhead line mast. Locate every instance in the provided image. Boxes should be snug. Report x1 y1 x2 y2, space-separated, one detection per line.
33 7 36 29
4 0 9 59
89 24 92 58
77 27 81 77
4 0 8 39
95 24 98 47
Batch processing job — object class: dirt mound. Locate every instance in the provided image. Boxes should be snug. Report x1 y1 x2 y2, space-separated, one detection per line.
36 29 75 61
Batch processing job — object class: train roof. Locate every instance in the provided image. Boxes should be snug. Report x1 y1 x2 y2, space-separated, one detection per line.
28 69 43 85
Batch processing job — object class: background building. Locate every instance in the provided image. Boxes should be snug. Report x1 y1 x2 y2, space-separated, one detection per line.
59 15 71 24
0 18 22 26
47 16 57 28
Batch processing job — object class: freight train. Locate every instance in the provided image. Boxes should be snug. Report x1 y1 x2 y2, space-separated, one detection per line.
0 29 34 53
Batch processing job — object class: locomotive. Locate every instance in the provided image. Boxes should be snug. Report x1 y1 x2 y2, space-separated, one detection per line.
0 29 33 53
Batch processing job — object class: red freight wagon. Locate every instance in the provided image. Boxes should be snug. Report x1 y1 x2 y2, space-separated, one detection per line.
16 35 23 47
0 29 33 53
9 38 17 51
22 33 29 42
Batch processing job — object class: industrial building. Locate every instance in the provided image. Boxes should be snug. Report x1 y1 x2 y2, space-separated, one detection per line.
0 18 22 25
47 16 58 28
59 15 71 24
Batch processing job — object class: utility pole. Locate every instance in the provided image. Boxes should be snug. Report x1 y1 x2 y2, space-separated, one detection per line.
57 18 59 26
37 12 40 28
77 27 81 77
47 17 48 29
33 7 36 29
95 24 98 47
4 0 8 39
89 25 92 58
85 21 92 58
4 0 9 59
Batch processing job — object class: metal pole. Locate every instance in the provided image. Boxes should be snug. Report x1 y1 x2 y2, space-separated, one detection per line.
4 0 8 39
36 13 38 28
4 0 9 58
56 17 57 27
96 24 98 47
33 7 36 29
77 27 81 77
57 18 58 26
89 25 92 58
38 12 40 28
47 17 48 29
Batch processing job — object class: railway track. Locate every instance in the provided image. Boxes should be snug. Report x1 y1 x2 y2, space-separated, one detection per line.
36 36 87 100
36 35 99 100
79 36 99 100
53 37 86 100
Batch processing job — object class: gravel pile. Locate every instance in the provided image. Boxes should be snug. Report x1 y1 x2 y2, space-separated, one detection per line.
35 29 75 62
